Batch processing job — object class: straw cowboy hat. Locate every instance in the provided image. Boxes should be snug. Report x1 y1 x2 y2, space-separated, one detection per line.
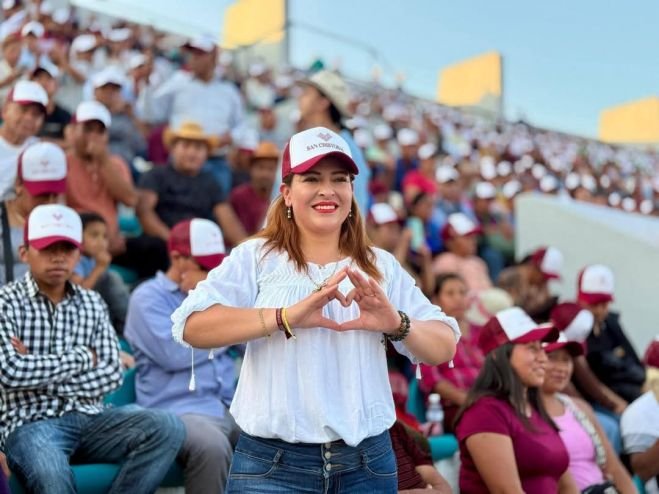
163 121 219 150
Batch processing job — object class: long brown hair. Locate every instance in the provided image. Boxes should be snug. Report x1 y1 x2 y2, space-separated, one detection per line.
453 343 557 432
257 175 382 281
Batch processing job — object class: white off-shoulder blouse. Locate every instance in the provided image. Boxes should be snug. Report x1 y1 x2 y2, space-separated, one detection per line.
172 238 459 446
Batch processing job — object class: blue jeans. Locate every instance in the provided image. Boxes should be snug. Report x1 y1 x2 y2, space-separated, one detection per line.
5 405 185 494
203 156 232 198
226 430 397 493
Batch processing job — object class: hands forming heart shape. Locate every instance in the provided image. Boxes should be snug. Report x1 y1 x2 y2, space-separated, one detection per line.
286 267 401 335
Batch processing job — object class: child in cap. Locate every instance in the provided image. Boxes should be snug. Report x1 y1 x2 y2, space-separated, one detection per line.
229 141 279 235
124 218 238 494
577 265 645 405
432 212 492 294
454 307 575 493
1 204 185 493
540 331 636 493
71 212 130 339
497 246 562 322
0 141 65 285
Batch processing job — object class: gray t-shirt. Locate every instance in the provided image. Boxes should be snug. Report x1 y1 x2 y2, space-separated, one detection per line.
0 212 27 286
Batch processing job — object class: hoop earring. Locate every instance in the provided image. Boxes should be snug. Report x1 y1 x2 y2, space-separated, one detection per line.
286 206 292 220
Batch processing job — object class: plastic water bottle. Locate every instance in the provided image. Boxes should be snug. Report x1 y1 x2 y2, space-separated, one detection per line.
426 393 444 435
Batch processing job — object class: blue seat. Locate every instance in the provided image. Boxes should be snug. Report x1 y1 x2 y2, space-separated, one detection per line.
9 369 185 493
406 378 458 461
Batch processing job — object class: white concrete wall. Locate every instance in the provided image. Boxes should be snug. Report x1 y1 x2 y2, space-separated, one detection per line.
515 193 659 355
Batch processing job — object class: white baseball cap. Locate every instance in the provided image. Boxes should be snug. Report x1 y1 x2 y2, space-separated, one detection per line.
540 175 559 193
478 307 558 355
32 59 60 79
373 123 393 141
281 126 358 179
397 128 419 147
6 80 48 108
17 142 67 196
497 161 512 177
127 52 147 71
168 218 226 270
368 203 400 225
300 70 351 118
71 34 97 54
183 34 217 53
52 7 69 25
502 180 522 199
20 21 44 38
578 264 615 305
436 165 459 184
107 27 131 43
441 212 481 240
91 67 126 89
550 302 594 343
474 182 497 200
74 100 111 128
418 143 437 161
24 204 82 250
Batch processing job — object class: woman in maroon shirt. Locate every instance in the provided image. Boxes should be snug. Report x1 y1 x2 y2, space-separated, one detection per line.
454 307 579 494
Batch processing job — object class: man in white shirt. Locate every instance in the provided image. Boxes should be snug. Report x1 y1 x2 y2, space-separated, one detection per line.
621 385 659 494
143 35 245 197
0 80 47 200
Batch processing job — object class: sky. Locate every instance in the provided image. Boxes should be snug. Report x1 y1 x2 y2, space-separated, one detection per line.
84 0 659 139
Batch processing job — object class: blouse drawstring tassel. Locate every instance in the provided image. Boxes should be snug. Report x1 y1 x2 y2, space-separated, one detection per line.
188 348 196 391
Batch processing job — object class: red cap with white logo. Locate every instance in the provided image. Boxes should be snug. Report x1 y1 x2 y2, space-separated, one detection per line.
167 218 226 271
577 264 615 305
24 204 82 250
281 126 359 180
17 142 67 196
440 212 482 241
543 333 585 357
550 302 594 343
530 246 564 280
478 307 559 355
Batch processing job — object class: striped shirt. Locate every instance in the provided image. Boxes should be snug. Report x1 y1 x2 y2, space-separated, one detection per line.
0 273 122 448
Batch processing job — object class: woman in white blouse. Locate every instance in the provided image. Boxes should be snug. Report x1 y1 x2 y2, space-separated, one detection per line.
172 126 459 493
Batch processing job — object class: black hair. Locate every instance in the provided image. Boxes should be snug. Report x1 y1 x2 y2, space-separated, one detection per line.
453 343 557 432
328 103 343 128
79 212 106 230
433 272 465 297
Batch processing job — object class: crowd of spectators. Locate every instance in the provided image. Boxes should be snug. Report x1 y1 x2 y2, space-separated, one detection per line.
0 1 657 493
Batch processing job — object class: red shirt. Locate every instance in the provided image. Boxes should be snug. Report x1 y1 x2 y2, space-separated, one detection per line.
390 421 433 490
419 324 485 407
456 396 569 494
229 183 269 235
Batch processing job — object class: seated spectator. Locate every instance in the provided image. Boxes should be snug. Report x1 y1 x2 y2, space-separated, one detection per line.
454 307 577 493
576 265 646 405
229 141 279 235
0 204 185 493
541 335 636 493
0 33 25 103
498 246 562 321
0 141 65 285
472 181 513 278
140 119 245 241
421 283 512 432
0 80 48 200
394 128 419 192
432 165 472 228
408 191 442 256
71 213 130 338
389 420 452 494
432 213 492 293
91 67 147 169
402 143 438 205
124 218 239 494
621 377 659 494
30 61 71 145
64 100 138 255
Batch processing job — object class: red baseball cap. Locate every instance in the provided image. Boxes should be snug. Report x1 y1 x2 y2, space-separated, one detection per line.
644 338 659 368
530 246 563 280
24 204 81 250
478 307 559 355
281 127 358 180
167 218 226 271
17 142 67 196
577 265 615 305
550 302 594 343
440 213 482 242
543 333 585 357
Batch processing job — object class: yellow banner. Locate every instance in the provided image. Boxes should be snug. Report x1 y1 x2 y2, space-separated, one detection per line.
222 0 285 49
436 51 502 110
599 97 659 144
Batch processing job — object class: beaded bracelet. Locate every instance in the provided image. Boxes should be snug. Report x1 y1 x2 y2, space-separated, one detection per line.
386 310 411 342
